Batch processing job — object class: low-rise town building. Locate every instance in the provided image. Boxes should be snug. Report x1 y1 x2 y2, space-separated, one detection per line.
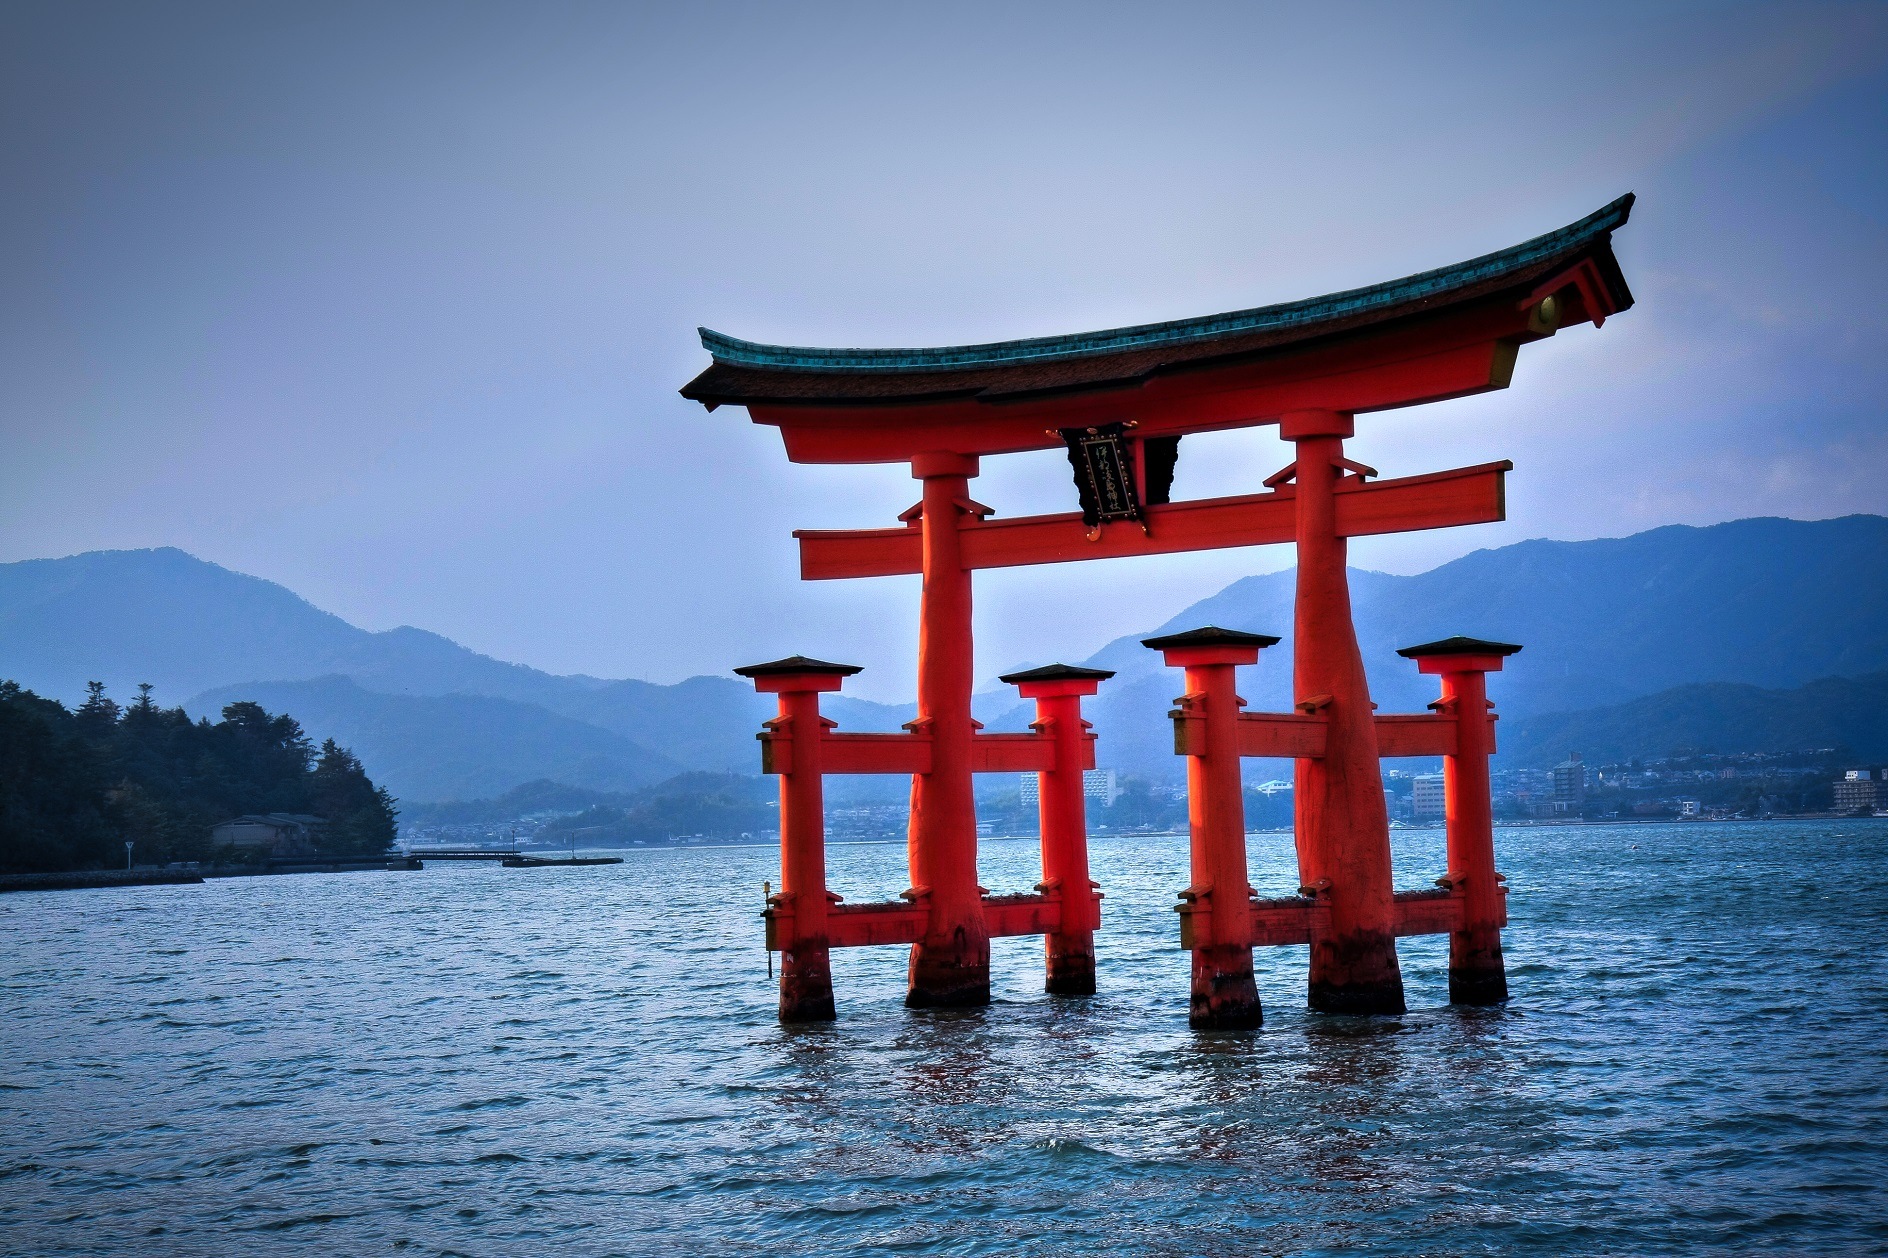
209 813 325 858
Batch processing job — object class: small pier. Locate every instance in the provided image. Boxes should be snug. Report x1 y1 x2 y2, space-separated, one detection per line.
405 848 521 861
404 849 623 868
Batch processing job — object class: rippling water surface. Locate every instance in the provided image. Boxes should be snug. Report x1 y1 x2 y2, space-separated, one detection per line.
4 821 1886 1255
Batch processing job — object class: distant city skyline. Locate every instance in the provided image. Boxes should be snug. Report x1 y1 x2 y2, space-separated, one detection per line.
3 4 1885 700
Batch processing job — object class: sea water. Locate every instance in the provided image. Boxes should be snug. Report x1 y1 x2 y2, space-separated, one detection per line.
3 821 1885 1256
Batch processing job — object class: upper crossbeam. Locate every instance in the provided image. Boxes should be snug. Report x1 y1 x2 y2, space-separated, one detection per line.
796 461 1511 581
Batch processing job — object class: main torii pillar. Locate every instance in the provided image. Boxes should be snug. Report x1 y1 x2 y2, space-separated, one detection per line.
907 451 990 1005
1283 408 1405 1012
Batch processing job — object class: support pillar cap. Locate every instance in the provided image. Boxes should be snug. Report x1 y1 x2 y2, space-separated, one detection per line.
734 656 862 693
1396 636 1521 674
1142 625 1278 668
999 662 1114 698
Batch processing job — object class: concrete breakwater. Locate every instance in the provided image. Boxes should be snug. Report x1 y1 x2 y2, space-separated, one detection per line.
0 859 412 893
0 853 627 892
0 869 205 893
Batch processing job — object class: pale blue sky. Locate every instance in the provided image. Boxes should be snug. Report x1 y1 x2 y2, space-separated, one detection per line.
3 3 1885 699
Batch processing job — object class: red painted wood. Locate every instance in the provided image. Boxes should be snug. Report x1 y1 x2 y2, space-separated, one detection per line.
820 732 932 775
1226 890 1477 949
1287 411 1407 1015
825 901 926 949
966 732 1059 774
818 895 1069 950
905 460 991 1007
747 306 1534 465
1033 696 1096 991
1247 896 1323 947
1439 666 1508 1002
983 894 1066 939
1391 889 1465 938
1009 670 1108 994
1372 713 1458 759
1233 711 1329 759
795 461 1510 580
1151 641 1264 1030
768 683 836 1022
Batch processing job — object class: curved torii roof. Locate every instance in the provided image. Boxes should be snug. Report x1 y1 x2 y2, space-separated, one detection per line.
682 195 1634 464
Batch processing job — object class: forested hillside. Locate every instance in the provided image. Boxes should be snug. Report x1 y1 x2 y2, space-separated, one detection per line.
0 681 396 873
1497 672 1888 767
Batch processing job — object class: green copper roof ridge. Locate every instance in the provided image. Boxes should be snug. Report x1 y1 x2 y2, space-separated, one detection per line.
700 194 1632 373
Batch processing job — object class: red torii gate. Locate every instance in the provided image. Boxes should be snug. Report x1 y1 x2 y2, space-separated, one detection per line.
684 195 1635 1023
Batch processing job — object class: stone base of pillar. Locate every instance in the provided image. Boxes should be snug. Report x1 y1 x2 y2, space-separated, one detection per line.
1449 930 1508 1005
906 935 991 1008
1044 932 1096 995
1189 944 1262 1029
778 941 836 1022
1308 933 1407 1014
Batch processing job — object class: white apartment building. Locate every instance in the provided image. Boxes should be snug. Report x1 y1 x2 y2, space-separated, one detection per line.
1018 768 1121 807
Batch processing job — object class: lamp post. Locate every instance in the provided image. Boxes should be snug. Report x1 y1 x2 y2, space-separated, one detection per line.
124 840 133 871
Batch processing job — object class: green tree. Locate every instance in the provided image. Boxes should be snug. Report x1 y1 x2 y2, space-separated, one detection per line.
0 681 120 871
311 739 398 858
0 681 401 873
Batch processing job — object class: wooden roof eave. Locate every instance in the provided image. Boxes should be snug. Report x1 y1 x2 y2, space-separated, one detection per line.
744 287 1566 464
685 200 1633 465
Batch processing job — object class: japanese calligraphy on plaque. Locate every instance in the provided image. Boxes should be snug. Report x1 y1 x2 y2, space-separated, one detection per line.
1059 424 1181 533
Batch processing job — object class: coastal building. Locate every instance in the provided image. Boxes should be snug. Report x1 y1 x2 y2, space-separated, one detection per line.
1553 753 1587 814
1833 769 1880 813
1018 768 1120 808
1413 773 1446 820
209 813 324 858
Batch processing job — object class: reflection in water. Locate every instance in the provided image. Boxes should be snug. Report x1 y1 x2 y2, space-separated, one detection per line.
2 822 1885 1255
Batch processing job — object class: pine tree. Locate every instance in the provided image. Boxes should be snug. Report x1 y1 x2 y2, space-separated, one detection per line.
1 682 400 872
311 738 398 857
75 680 120 735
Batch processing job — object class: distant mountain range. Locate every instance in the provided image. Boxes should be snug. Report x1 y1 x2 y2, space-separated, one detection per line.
0 546 911 800
2 515 1884 800
1033 514 1888 774
1497 671 1888 767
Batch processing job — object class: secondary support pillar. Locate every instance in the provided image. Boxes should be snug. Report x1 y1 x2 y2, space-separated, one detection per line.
1281 409 1406 1014
735 655 863 1023
1398 636 1522 1005
1145 627 1278 1030
906 452 991 1007
1000 663 1115 995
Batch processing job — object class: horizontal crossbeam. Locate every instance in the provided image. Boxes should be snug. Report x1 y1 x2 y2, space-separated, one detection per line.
759 729 1089 776
970 731 1092 773
1181 886 1505 950
757 729 932 775
769 891 1093 950
1238 712 1329 759
1168 710 1494 760
1372 713 1455 758
797 461 1511 581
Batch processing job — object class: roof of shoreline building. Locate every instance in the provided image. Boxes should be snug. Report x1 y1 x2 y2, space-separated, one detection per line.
681 194 1634 409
